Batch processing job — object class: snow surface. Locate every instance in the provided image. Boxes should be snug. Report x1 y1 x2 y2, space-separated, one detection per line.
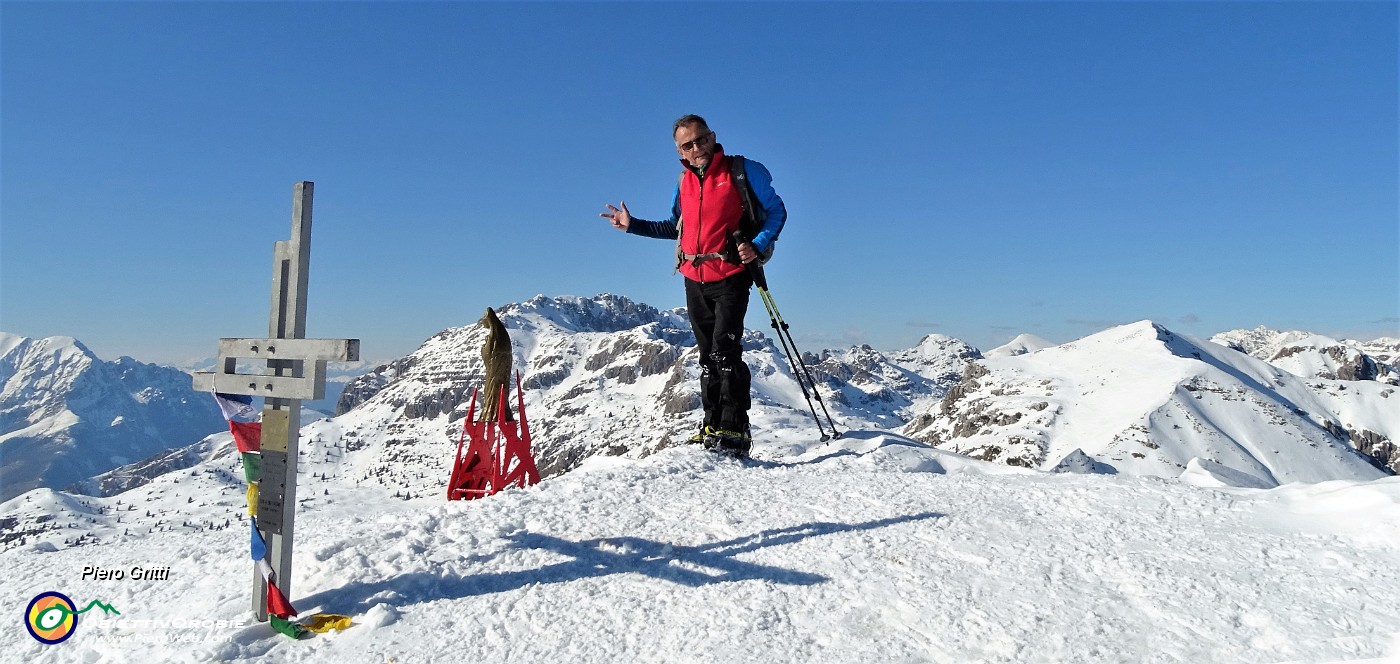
3 430 1399 663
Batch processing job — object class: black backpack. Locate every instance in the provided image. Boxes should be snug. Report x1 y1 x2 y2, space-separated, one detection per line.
730 155 774 264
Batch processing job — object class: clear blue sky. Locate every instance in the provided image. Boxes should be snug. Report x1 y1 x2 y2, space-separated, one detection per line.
3 2 1396 365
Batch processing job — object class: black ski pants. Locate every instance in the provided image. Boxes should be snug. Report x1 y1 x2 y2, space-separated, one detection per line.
684 272 753 432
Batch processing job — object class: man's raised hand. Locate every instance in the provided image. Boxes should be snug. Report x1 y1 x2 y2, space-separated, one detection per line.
600 202 631 231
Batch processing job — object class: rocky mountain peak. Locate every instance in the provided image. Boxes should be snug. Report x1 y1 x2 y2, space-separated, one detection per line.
499 293 675 334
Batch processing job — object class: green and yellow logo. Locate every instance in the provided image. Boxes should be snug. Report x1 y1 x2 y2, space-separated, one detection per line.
24 592 120 645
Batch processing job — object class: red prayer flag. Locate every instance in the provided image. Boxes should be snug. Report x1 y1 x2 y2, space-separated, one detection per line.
230 421 262 453
266 580 298 618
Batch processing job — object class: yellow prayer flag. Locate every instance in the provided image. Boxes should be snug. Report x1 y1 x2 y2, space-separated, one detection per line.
246 482 259 516
302 613 353 633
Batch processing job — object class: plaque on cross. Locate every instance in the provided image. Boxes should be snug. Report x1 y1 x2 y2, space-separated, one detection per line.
192 181 358 622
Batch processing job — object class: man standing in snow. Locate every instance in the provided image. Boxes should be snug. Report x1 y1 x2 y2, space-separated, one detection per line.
600 114 787 457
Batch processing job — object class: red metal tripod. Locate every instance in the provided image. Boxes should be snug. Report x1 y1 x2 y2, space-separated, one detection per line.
447 372 540 500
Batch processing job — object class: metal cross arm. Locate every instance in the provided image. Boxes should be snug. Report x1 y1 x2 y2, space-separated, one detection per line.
192 338 360 400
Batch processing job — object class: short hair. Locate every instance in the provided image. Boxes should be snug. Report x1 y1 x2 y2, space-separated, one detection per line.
672 114 709 137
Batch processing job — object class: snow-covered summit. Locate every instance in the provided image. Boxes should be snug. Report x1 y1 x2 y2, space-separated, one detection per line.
984 333 1055 358
888 333 982 384
498 293 686 335
904 320 1397 485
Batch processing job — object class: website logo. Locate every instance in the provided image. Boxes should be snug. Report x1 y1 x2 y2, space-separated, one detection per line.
24 592 120 645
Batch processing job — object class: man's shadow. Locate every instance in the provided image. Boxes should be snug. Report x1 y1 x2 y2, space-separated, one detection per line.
298 511 942 613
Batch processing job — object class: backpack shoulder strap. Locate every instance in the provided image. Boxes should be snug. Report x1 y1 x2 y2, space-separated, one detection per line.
729 155 765 238
730 155 749 216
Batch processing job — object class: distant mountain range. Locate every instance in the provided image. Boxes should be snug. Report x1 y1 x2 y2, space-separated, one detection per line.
1210 326 1398 382
2 297 1395 504
0 333 226 501
321 295 1395 497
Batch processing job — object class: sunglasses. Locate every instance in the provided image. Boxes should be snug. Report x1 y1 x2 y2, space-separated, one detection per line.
677 132 713 153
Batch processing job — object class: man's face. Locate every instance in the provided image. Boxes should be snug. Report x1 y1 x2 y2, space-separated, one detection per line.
675 122 716 168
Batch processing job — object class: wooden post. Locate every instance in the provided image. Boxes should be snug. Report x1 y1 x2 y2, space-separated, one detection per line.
191 182 358 622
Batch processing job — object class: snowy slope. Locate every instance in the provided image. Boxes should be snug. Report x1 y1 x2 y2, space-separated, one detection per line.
888 333 984 385
904 321 1397 484
0 333 226 501
2 431 1399 663
802 343 952 430
1362 337 1400 367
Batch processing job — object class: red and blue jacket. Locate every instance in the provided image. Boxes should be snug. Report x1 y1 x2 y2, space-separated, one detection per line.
628 147 787 283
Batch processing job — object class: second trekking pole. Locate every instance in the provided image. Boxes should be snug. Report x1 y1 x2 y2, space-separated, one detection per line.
735 232 841 441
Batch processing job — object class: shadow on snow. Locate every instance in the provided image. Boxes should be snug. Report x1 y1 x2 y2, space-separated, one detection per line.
300 510 943 613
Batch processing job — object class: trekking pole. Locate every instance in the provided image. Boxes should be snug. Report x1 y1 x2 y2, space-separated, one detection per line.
756 283 842 439
735 233 842 440
757 281 832 442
